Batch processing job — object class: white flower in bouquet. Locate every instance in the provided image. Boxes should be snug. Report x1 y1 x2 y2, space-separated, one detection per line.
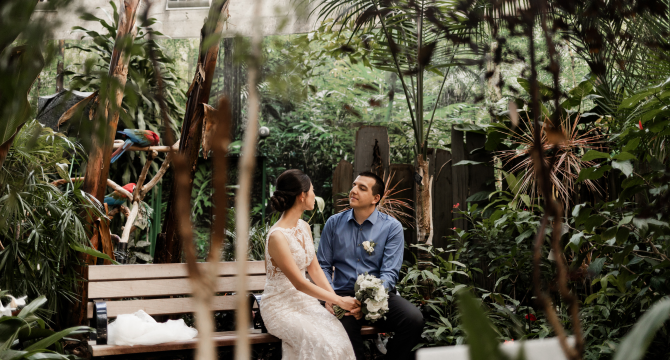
354 273 389 323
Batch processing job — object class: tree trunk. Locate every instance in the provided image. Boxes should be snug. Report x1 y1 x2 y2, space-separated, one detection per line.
70 0 141 328
223 37 243 139
154 0 230 264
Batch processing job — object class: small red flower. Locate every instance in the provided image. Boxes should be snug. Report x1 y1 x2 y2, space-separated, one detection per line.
453 203 460 208
504 339 514 344
451 227 456 230
525 314 537 322
639 120 644 130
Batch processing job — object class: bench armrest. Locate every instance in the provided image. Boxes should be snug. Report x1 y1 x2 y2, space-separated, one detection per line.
89 300 108 345
248 294 267 333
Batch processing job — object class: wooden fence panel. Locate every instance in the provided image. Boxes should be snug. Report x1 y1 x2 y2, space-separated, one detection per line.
332 160 353 213
466 132 495 200
354 126 390 179
432 149 452 249
451 126 468 230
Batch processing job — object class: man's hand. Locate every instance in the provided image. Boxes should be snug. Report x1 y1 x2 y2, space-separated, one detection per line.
346 306 363 320
325 301 335 315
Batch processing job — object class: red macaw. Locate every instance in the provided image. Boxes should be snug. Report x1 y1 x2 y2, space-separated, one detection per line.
104 183 136 206
111 129 160 163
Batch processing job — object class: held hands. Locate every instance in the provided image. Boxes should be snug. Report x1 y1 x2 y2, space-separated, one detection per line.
330 297 362 320
337 296 360 312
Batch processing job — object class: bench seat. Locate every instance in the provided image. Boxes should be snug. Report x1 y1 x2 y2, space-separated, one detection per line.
88 326 381 357
86 261 381 357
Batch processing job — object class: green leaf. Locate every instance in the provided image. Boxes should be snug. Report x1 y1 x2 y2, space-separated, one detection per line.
622 177 644 189
622 138 640 152
612 160 633 177
70 244 118 264
515 229 534 244
613 297 670 360
18 296 47 319
25 326 90 352
457 291 508 360
577 166 612 182
582 150 611 162
589 257 606 276
466 191 492 202
613 152 637 161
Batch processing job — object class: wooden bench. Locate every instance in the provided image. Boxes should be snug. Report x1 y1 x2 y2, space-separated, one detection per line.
86 261 380 357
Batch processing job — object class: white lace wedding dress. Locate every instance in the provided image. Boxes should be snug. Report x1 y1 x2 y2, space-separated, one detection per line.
260 219 356 360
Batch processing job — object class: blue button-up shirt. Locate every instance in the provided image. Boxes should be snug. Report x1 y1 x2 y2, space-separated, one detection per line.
317 208 404 291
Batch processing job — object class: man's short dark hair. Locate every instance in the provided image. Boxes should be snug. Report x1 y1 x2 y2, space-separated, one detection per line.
358 171 385 201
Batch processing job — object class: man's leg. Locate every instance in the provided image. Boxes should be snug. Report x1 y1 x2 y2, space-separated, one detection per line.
377 292 424 360
335 290 365 360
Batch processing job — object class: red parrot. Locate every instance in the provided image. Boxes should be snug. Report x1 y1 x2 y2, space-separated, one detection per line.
111 129 160 163
104 183 136 206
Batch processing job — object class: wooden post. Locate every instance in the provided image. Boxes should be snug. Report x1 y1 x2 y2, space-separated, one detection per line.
354 126 390 179
451 125 468 231
389 164 416 263
155 0 230 264
332 160 353 213
431 149 452 249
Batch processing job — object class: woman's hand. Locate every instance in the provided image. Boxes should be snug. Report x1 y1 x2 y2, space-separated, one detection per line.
337 296 360 312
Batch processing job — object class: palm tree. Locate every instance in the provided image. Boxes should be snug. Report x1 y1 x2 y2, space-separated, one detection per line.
314 0 484 246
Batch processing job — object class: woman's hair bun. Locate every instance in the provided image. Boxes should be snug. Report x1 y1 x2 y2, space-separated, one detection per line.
271 170 312 213
270 190 294 213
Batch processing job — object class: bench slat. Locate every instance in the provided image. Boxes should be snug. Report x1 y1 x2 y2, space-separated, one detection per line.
89 326 382 356
88 261 266 281
86 295 251 319
89 275 266 299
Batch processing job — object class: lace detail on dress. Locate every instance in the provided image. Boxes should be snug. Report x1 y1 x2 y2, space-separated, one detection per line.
261 218 355 360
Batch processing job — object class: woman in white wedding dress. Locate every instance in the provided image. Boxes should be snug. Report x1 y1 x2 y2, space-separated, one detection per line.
261 169 358 360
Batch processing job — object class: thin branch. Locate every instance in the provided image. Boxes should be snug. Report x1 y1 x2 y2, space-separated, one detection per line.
235 1 263 358
113 140 177 153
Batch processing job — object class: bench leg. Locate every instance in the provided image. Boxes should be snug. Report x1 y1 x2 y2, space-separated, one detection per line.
91 300 108 345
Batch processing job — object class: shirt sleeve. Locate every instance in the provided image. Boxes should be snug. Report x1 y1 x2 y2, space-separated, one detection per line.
380 220 404 291
317 216 335 289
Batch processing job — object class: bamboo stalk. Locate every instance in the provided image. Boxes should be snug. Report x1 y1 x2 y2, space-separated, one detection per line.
235 1 263 358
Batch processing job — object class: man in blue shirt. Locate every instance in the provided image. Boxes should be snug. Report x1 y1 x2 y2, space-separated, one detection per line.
318 172 424 360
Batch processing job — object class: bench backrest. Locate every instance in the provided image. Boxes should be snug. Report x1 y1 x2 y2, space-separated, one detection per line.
86 261 266 320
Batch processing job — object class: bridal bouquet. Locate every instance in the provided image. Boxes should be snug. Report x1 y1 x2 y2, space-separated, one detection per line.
332 273 389 322
355 273 389 322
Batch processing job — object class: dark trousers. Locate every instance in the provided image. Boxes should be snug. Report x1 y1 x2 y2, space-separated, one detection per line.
335 290 424 360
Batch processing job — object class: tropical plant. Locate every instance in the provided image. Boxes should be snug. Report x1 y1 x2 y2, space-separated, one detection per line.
495 112 605 208
0 293 90 360
314 0 483 246
0 0 75 168
0 120 109 320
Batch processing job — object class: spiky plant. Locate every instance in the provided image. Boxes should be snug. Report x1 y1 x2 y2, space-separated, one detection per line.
498 113 605 207
338 171 415 227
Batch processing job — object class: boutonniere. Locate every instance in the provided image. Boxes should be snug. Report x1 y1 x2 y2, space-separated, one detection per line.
361 240 376 255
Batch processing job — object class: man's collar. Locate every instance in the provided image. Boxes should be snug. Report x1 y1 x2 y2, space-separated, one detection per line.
347 208 379 225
